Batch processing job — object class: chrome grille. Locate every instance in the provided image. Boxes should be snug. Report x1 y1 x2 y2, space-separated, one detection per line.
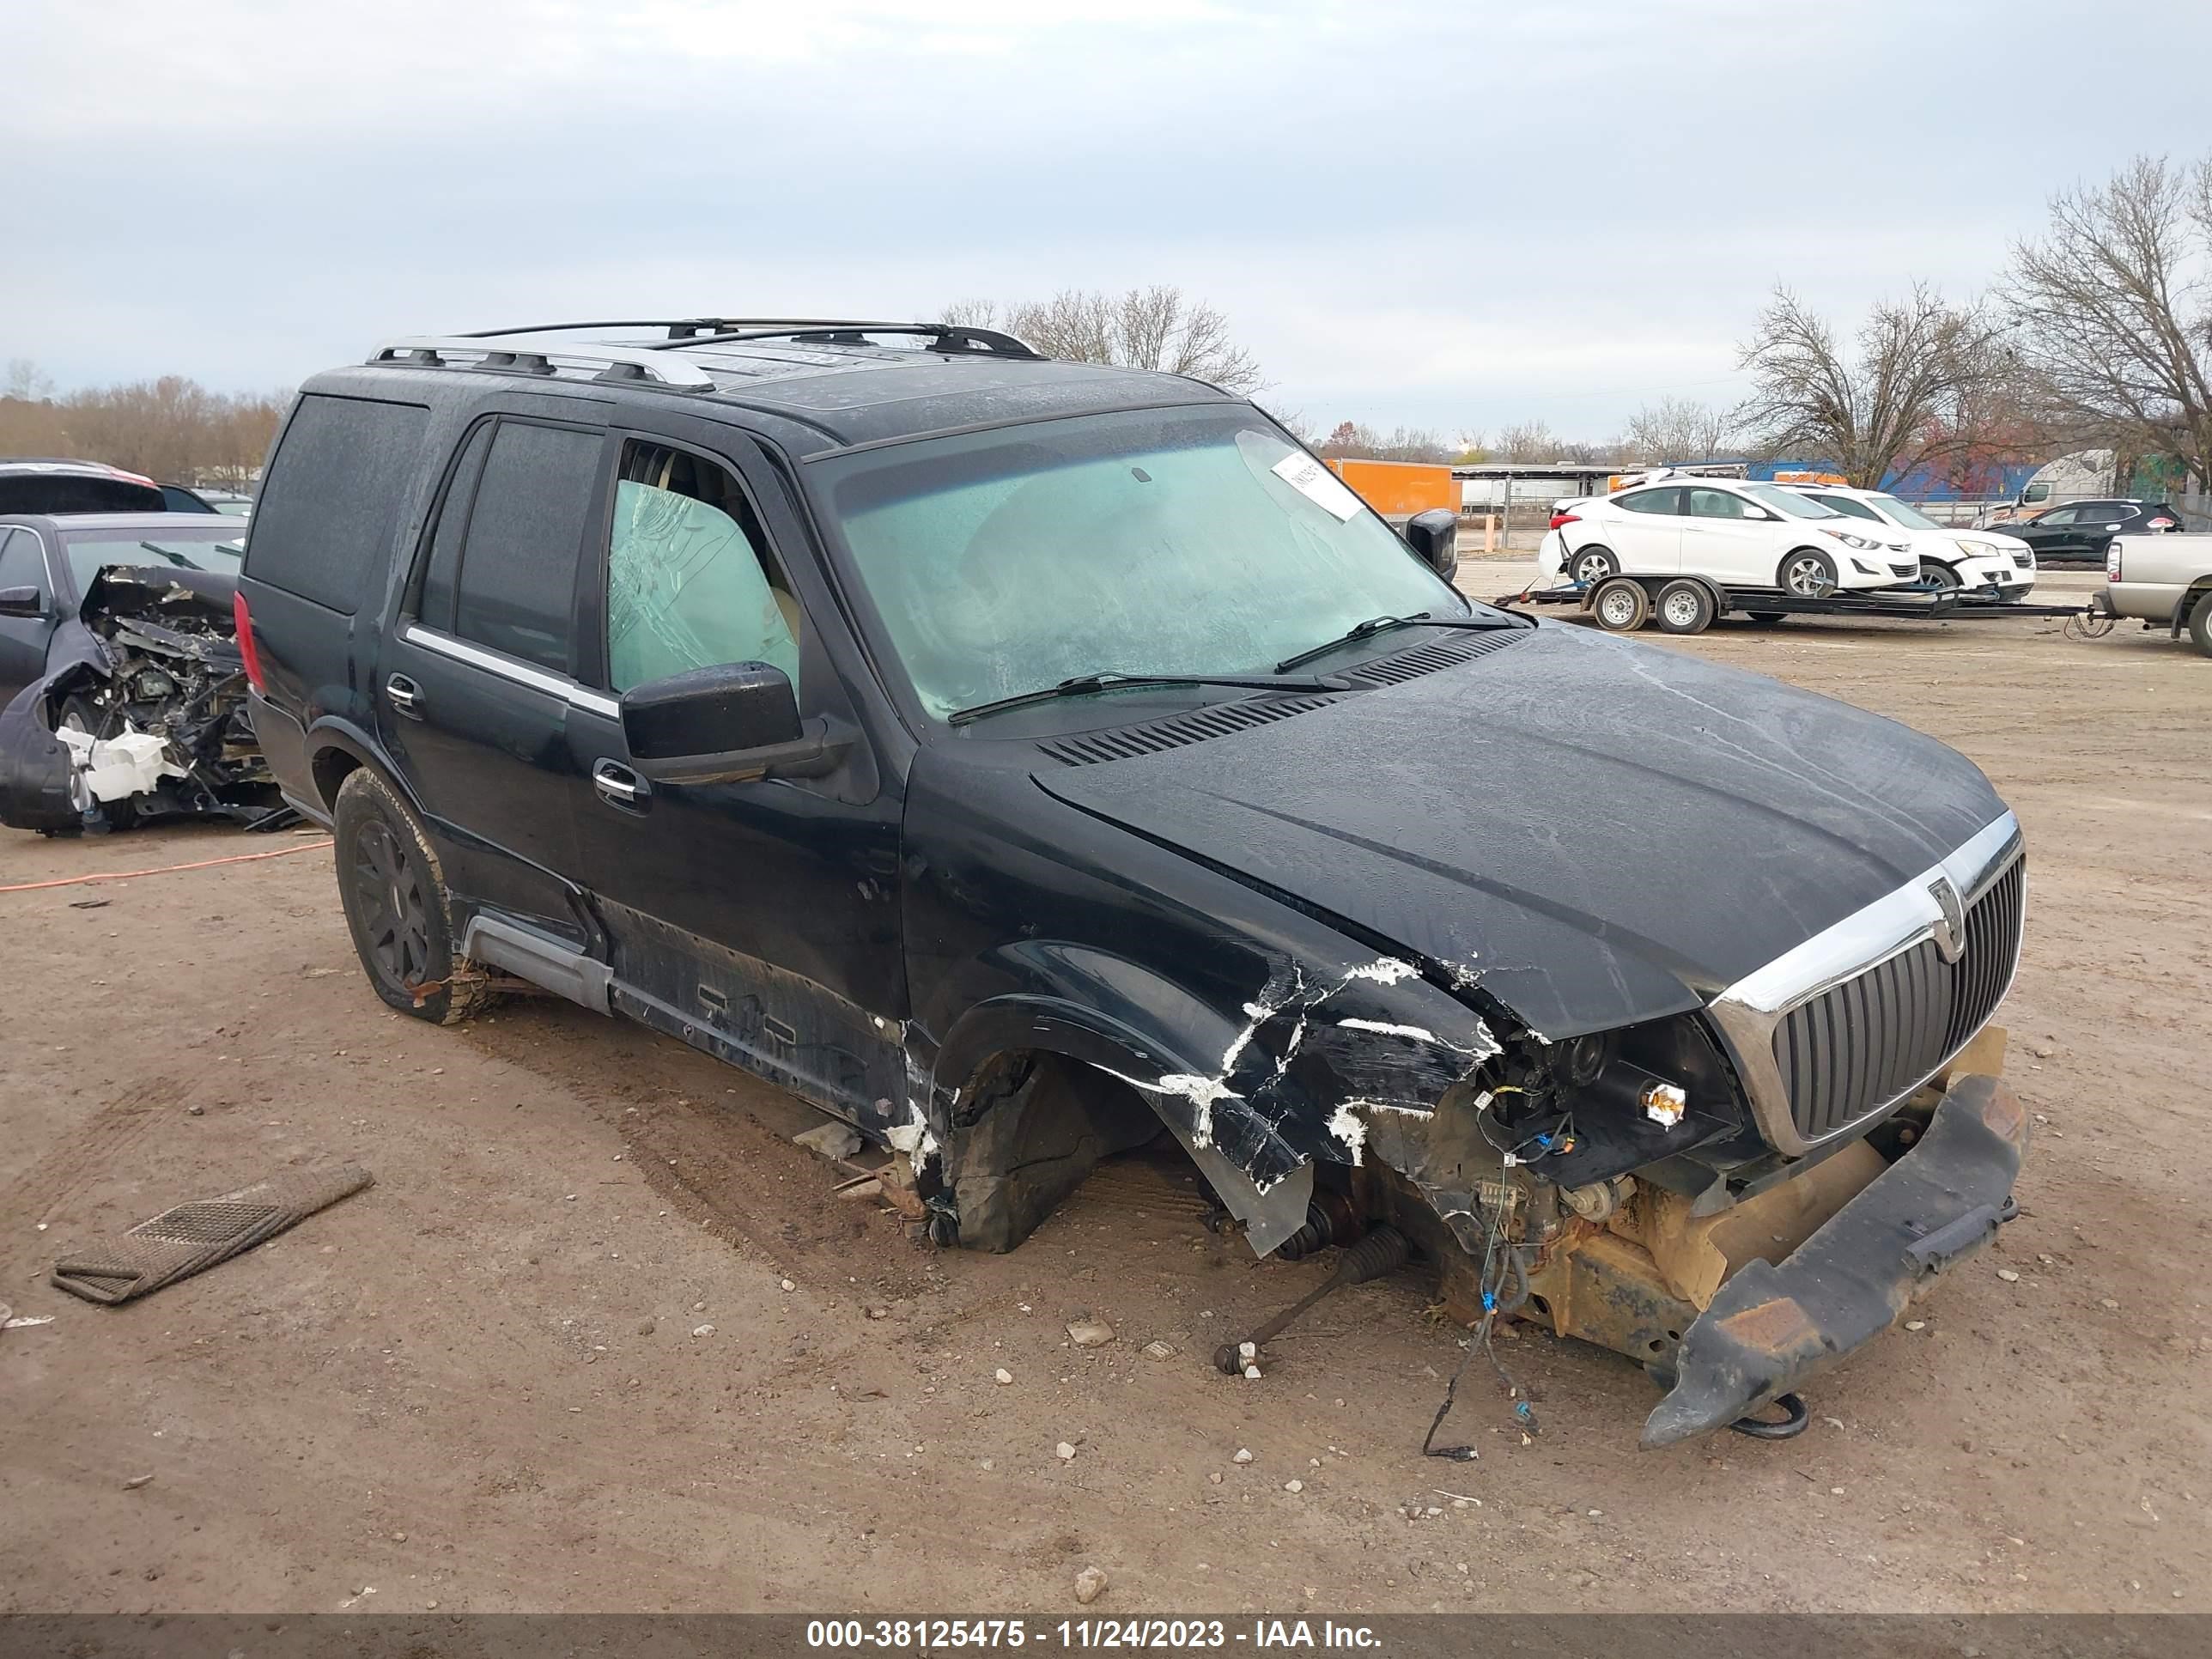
1771 855 2025 1143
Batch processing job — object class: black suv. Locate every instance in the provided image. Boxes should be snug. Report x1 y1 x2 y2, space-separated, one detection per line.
2011 498 2183 562
239 319 2030 1447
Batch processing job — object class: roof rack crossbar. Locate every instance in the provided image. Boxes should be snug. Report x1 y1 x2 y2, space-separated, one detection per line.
659 322 1042 359
367 337 715 390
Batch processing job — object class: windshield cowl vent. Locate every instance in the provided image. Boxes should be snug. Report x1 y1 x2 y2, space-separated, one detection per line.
1337 627 1525 687
1036 695 1337 767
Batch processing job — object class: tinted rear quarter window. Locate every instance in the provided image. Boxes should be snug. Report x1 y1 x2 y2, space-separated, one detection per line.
244 393 429 615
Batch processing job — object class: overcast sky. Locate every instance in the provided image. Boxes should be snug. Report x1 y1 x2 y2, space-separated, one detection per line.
10 0 2209 441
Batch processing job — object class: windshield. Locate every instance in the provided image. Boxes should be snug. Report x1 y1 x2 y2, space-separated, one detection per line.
61 527 246 593
1745 483 1839 520
1867 493 1940 530
815 406 1479 721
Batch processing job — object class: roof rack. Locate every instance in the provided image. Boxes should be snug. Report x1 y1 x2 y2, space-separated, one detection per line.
365 337 716 390
460 318 1044 359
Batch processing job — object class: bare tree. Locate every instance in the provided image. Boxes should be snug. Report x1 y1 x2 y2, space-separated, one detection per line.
1315 421 1455 462
7 358 54 403
1494 419 1558 461
2003 153 2212 491
1615 396 1735 462
1 371 286 483
1490 420 1603 463
941 287 1263 392
1735 284 1998 488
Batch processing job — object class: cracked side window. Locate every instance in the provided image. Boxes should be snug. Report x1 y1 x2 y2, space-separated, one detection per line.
605 442 800 696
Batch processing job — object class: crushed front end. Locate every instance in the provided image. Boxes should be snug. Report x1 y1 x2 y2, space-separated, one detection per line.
0 566 285 834
1330 812 2031 1445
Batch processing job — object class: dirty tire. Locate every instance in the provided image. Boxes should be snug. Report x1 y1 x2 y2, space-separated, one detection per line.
1568 544 1619 586
2190 591 2212 659
1590 577 1650 632
1652 580 1717 635
1778 548 1839 599
331 768 495 1026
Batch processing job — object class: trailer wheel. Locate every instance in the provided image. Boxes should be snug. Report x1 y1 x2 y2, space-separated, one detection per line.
1778 549 1839 599
1568 545 1620 586
1590 577 1650 632
1653 580 1717 635
2189 590 2212 659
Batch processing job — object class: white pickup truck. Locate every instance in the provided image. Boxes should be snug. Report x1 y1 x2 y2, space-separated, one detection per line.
2100 532 2212 656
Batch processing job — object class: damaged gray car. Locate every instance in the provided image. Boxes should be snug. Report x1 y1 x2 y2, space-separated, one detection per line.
240 325 2031 1449
0 514 288 834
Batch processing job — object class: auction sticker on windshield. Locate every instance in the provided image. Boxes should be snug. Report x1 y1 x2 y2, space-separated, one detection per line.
1271 453 1364 521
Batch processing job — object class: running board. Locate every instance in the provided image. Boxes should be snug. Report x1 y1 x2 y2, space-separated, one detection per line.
461 915 613 1014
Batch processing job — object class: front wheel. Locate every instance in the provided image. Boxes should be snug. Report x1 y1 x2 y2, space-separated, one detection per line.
2189 590 2212 659
1778 548 1839 599
332 768 495 1025
1917 559 1962 592
1590 577 1650 632
1568 544 1620 586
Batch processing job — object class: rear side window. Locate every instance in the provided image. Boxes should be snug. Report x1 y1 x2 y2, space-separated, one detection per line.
1687 488 1751 520
1614 488 1682 515
245 393 428 615
450 422 601 672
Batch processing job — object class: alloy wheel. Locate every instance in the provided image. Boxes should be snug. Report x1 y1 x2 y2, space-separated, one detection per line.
1784 556 1832 598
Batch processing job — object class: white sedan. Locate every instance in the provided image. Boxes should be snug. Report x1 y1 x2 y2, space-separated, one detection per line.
1780 483 2034 600
1539 478 1918 599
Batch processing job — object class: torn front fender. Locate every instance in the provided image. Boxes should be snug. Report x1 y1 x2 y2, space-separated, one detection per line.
0 672 92 831
1642 1073 2028 1449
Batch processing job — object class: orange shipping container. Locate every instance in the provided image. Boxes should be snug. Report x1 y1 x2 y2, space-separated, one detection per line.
1322 457 1456 520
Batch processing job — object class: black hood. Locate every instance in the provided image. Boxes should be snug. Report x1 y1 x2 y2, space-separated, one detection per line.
1036 623 2008 1039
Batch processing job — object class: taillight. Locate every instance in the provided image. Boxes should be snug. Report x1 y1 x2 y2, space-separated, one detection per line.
233 588 268 691
2148 517 2176 530
1549 511 1581 530
2106 544 2122 583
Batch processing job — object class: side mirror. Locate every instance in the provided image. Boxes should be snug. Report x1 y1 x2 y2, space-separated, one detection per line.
619 660 846 785
1404 507 1459 580
0 584 46 619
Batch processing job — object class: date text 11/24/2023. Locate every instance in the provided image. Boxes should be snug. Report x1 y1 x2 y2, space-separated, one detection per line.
805 1620 1384 1650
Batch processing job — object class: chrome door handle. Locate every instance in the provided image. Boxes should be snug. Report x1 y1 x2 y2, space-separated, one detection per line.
386 674 423 719
592 758 649 810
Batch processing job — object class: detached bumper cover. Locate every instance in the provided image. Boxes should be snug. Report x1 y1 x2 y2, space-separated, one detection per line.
1643 1074 2028 1449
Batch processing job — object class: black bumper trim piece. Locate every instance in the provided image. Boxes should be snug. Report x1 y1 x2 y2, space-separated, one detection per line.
1642 1074 2028 1449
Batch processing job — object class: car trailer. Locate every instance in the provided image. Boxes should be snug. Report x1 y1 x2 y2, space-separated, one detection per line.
1495 575 2094 636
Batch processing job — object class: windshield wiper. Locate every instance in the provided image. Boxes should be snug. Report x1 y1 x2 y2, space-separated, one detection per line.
949 670 1353 727
1274 609 1528 674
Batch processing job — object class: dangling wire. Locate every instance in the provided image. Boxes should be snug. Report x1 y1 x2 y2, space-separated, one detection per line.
1423 1188 1539 1459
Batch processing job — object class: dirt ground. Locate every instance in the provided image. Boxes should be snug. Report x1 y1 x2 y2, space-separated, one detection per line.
3 562 2206 1616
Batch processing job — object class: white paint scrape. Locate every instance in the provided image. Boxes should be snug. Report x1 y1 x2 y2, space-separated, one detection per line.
1326 1103 1369 1164
1335 1017 1437 1042
884 1101 940 1170
1343 957 1419 986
